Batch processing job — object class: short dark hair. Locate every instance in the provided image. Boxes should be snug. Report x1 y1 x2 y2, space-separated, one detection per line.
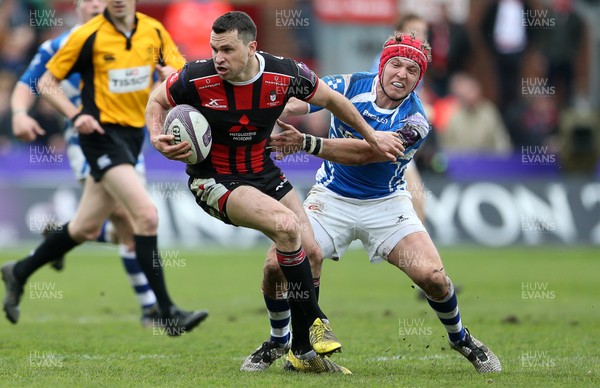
395 13 424 31
212 11 257 43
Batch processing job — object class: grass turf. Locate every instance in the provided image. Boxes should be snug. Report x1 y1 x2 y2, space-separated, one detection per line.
0 245 598 387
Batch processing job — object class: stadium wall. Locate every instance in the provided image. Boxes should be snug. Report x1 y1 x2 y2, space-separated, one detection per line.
0 150 597 248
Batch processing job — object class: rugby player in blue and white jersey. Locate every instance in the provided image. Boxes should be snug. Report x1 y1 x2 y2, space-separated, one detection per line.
9 0 159 326
241 32 501 374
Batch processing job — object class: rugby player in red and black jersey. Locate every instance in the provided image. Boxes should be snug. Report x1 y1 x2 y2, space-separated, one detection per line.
146 11 405 371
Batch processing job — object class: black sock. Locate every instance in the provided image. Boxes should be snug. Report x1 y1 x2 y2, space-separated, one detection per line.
289 300 312 354
13 223 79 283
313 277 320 301
276 248 325 323
133 235 174 315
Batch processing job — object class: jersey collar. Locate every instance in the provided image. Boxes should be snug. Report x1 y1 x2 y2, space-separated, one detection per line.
103 9 139 50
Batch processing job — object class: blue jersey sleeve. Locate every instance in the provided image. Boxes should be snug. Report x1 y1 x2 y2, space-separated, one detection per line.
308 74 348 114
18 31 69 94
19 40 55 94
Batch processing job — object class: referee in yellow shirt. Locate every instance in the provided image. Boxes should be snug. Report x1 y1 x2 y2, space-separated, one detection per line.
2 0 208 334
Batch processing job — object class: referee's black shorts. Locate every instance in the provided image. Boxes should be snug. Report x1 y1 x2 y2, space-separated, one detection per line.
78 124 144 182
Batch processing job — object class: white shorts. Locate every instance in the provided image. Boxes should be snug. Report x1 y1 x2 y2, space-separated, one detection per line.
65 126 146 182
304 185 427 263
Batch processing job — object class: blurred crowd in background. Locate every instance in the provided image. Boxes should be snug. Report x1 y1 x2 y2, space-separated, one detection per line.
0 0 599 174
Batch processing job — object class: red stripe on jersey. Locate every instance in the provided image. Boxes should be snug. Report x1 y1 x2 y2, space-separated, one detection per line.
165 71 180 107
259 72 291 109
210 143 232 174
194 76 228 110
235 147 248 174
233 84 253 110
250 139 266 172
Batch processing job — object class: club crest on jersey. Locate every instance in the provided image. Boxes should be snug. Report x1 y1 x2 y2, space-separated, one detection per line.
269 90 277 102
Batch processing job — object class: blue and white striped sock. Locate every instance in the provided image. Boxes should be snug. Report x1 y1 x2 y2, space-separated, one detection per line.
264 294 291 346
96 221 111 243
426 278 465 344
120 245 157 310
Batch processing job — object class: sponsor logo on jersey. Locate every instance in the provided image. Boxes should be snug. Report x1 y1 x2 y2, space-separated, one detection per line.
204 98 227 109
261 73 290 108
362 109 389 125
108 65 151 94
196 76 222 90
228 114 258 141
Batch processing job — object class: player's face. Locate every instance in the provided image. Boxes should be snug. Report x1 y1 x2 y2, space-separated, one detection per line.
210 30 257 82
380 57 419 102
106 0 135 20
77 0 106 22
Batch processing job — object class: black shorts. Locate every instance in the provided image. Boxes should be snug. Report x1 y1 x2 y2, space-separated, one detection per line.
78 125 144 182
188 166 294 225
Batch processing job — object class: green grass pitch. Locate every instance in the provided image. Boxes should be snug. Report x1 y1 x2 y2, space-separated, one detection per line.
0 245 598 387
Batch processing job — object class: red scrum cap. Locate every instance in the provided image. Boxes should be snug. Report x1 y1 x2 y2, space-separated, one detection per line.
378 32 431 93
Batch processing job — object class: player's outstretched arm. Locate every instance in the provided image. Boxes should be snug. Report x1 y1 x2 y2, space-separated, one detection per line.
10 82 45 142
273 120 391 165
281 97 310 118
305 81 404 161
38 70 104 135
145 81 191 161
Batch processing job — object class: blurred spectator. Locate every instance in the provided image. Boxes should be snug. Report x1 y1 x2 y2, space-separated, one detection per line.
0 1 41 75
0 70 18 152
558 107 600 173
428 2 472 97
481 0 536 114
439 73 512 155
509 97 560 149
534 0 586 109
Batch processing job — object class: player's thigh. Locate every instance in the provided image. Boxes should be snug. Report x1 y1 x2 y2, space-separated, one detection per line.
101 164 155 221
388 231 444 280
363 194 426 263
303 186 356 262
226 185 297 240
69 176 118 239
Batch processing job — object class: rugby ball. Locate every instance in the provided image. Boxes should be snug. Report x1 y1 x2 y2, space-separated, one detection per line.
163 104 212 164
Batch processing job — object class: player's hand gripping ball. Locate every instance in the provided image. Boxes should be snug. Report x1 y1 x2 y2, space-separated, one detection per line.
163 104 212 164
